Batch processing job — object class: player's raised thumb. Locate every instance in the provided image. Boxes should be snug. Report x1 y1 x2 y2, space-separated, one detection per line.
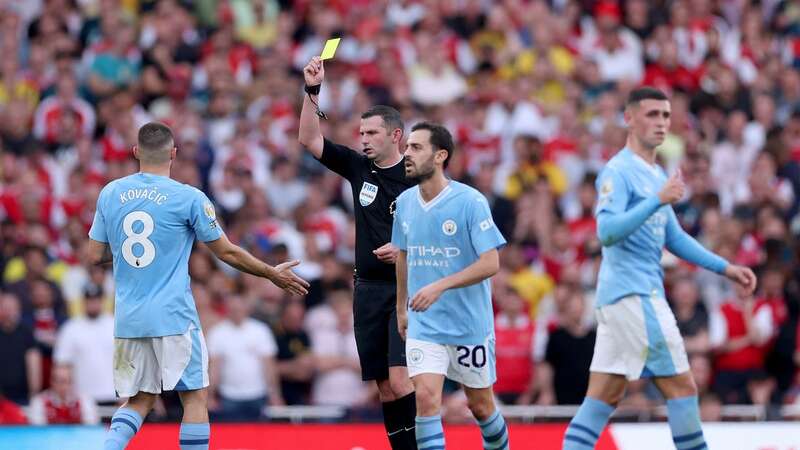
279 260 300 269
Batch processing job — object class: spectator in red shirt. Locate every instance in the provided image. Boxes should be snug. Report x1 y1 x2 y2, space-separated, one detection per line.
494 281 537 405
28 365 98 425
710 283 776 404
566 173 598 255
33 72 95 146
643 39 698 92
21 277 67 391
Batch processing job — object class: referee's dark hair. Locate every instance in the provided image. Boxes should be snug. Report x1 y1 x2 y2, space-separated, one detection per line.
137 122 175 164
411 121 455 169
626 86 668 108
361 105 404 134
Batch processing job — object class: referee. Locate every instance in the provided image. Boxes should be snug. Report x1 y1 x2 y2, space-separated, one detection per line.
298 56 417 450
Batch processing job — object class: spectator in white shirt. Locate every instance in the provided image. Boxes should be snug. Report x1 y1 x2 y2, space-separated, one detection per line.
586 2 644 84
307 288 369 407
710 110 760 214
208 295 283 421
52 283 116 404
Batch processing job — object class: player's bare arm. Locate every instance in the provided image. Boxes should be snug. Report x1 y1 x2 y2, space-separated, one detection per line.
298 56 325 158
409 249 500 312
395 249 409 340
205 234 310 296
87 239 113 266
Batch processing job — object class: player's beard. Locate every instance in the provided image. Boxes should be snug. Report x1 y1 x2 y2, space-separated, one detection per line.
406 157 436 181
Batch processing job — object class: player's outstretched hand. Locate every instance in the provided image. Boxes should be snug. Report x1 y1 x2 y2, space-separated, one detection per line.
410 283 443 312
724 264 757 296
303 56 324 86
658 169 686 205
373 243 399 264
270 260 310 296
397 308 408 340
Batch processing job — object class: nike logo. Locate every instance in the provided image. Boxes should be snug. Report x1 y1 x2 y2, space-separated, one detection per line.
387 426 415 436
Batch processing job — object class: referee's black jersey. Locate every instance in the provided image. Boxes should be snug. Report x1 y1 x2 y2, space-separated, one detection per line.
317 138 416 281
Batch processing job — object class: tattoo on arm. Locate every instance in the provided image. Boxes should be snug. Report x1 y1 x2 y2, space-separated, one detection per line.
97 245 113 265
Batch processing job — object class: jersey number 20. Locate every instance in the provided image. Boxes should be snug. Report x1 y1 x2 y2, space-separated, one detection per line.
456 345 486 368
122 211 156 268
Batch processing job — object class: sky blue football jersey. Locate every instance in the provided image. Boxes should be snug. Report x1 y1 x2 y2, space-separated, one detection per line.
392 181 507 345
89 172 223 338
594 148 676 306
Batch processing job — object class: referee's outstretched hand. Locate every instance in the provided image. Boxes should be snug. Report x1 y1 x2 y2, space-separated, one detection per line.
303 56 325 86
270 260 311 296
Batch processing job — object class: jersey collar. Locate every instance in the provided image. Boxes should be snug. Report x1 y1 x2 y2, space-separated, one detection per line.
417 182 452 211
624 148 661 176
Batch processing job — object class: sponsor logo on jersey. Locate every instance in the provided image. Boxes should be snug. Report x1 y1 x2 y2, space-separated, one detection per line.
479 219 493 231
406 245 461 267
442 219 457 235
407 246 461 258
359 182 379 206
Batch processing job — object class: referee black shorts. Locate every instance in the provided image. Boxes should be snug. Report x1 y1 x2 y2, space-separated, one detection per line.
353 279 406 381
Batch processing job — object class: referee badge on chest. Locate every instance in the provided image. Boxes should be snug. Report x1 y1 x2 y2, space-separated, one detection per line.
359 182 379 206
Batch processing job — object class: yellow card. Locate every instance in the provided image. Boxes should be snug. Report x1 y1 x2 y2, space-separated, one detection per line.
320 38 341 60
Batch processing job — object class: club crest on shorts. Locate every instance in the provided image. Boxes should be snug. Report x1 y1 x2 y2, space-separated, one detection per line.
359 182 379 206
409 348 424 365
442 219 457 235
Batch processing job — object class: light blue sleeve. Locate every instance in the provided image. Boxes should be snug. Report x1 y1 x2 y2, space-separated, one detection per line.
189 189 224 243
88 188 108 243
467 193 507 255
595 167 662 246
665 208 728 274
391 196 407 250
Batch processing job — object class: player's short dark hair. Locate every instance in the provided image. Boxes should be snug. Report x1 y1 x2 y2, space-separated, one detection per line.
411 121 455 169
361 105 404 134
137 122 174 164
626 86 668 107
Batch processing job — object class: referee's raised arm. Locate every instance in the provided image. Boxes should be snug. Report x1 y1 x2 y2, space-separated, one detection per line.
298 56 325 158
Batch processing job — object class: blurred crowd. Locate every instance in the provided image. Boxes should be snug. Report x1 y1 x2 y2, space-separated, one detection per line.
1 0 800 424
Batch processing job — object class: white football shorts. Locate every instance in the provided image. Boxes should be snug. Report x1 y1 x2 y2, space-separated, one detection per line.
406 335 496 388
590 295 690 380
113 324 209 397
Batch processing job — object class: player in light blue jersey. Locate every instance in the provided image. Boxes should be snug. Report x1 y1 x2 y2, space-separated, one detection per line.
392 122 509 450
562 88 757 450
87 123 309 450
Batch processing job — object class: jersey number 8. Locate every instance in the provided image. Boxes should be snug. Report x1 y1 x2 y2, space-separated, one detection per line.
122 211 156 268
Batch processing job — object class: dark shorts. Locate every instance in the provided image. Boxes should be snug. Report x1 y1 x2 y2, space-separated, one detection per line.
353 279 406 381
